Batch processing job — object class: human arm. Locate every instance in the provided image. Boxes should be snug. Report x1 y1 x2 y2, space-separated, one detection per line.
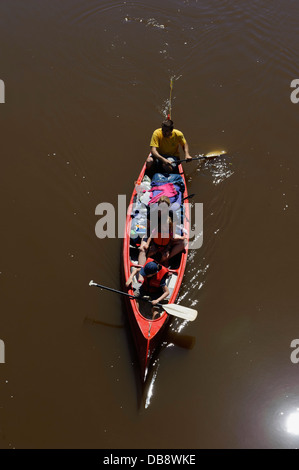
181 140 192 161
126 267 141 287
150 147 173 172
151 284 170 305
144 234 152 249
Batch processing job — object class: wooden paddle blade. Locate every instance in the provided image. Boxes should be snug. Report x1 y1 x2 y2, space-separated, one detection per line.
205 150 227 159
163 303 198 321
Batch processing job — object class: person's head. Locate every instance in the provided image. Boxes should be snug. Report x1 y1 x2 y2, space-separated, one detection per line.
158 196 171 213
139 260 159 278
162 120 174 137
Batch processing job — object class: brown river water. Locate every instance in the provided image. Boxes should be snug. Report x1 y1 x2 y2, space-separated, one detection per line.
1 0 299 450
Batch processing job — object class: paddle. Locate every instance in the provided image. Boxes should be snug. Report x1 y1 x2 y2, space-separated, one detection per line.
89 281 198 322
176 150 227 164
182 193 195 201
167 76 174 121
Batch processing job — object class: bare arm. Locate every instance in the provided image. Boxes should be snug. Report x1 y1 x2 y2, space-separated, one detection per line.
151 147 173 171
126 267 141 287
151 285 170 305
181 140 192 160
144 235 152 249
150 146 166 162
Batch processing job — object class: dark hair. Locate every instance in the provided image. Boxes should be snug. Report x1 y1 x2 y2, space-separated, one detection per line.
162 120 174 130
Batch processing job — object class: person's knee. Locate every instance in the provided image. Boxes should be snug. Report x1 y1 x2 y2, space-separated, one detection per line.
146 154 154 167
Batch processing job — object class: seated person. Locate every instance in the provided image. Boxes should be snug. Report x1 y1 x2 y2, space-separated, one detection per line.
126 259 169 318
138 196 186 267
146 119 192 174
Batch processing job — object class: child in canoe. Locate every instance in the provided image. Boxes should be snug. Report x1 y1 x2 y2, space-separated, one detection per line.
125 258 169 318
139 196 186 267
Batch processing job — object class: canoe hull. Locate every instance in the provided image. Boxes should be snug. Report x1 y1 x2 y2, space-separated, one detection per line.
123 161 189 381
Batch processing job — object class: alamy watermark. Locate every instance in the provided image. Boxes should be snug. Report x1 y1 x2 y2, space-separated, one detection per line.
0 79 5 103
290 79 299 104
0 339 5 363
94 195 203 249
290 339 299 363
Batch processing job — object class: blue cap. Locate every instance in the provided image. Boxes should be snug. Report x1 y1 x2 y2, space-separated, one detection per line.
140 261 159 277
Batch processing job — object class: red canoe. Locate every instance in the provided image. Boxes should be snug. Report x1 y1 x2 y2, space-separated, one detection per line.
122 161 190 381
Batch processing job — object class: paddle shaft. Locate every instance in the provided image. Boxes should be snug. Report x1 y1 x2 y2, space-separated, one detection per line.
182 193 195 201
90 281 197 321
90 281 164 308
167 77 174 120
176 155 206 164
176 151 227 164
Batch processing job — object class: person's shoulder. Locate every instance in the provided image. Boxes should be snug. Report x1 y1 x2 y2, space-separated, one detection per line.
150 128 163 147
173 129 186 142
160 271 169 286
173 129 184 137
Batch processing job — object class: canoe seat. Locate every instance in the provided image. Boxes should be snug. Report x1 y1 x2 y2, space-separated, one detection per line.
166 272 178 299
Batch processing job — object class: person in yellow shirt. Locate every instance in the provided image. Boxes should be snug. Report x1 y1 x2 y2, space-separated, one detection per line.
146 119 192 173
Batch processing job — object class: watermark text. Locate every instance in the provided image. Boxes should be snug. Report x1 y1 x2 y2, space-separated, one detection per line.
290 79 299 104
94 195 203 249
290 339 299 363
0 339 5 363
0 79 5 103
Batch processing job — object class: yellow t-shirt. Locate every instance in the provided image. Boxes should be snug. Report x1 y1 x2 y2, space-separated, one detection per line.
150 128 186 157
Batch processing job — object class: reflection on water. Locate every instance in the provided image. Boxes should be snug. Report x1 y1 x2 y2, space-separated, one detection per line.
124 16 166 30
143 320 196 409
286 410 299 436
197 155 235 185
144 357 161 409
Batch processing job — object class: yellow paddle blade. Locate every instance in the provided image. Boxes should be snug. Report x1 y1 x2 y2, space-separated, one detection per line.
205 150 227 159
